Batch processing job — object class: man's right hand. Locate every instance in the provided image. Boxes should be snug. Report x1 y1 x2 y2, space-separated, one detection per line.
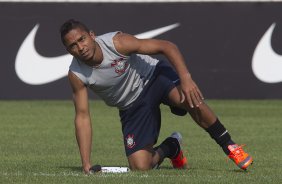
83 164 92 174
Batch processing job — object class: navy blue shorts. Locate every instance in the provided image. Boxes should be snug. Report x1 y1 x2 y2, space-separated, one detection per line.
119 61 187 156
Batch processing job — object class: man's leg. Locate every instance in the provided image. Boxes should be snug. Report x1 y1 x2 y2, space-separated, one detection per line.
127 134 187 171
155 132 187 169
167 86 253 170
127 145 160 170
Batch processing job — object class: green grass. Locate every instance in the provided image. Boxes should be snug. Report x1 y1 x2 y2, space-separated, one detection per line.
0 100 281 184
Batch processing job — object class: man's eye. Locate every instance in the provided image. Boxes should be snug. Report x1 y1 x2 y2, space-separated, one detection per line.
80 36 86 42
69 44 77 50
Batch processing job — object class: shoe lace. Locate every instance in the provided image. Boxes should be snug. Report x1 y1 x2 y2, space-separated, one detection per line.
227 144 246 161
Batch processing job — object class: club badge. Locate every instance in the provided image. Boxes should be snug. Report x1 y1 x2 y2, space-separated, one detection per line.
126 134 136 149
111 57 128 75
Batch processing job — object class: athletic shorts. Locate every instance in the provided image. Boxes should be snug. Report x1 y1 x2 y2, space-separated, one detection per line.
119 60 187 156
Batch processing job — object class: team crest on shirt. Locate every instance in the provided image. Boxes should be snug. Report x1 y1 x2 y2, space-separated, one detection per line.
111 57 128 75
126 134 136 149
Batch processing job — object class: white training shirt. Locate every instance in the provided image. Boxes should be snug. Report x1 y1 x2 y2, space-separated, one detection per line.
69 31 159 109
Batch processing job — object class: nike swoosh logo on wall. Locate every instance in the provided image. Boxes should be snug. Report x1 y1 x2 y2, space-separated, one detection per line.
135 23 180 39
15 23 180 85
15 24 73 85
252 23 282 83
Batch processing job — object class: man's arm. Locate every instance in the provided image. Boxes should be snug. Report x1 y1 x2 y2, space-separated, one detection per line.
68 71 92 174
113 33 204 108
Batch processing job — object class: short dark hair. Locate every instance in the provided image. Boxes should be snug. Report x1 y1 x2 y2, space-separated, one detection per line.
60 19 90 44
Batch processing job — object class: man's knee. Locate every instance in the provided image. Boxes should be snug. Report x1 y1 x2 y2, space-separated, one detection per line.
127 149 154 171
129 160 152 171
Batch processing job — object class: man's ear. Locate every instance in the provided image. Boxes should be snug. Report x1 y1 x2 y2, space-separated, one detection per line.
89 31 95 40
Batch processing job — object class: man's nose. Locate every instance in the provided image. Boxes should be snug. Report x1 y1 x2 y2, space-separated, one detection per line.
77 43 84 52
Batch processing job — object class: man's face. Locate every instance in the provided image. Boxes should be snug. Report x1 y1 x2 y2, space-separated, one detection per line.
63 27 96 62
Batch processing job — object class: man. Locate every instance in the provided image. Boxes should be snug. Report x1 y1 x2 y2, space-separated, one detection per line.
60 19 253 174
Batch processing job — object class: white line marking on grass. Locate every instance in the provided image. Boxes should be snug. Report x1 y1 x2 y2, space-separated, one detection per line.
1 172 192 178
1 172 81 177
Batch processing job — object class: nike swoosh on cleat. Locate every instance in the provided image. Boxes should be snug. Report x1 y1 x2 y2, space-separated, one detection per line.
252 23 282 83
15 23 180 85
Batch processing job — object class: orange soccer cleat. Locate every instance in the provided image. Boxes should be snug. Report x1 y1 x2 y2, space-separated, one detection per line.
228 144 253 170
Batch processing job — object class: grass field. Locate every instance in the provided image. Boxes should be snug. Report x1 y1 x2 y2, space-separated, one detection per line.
0 100 281 184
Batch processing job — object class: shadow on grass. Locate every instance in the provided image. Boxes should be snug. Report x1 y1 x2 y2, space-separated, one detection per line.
59 165 130 172
59 165 250 174
158 166 188 170
186 166 250 173
158 164 251 173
